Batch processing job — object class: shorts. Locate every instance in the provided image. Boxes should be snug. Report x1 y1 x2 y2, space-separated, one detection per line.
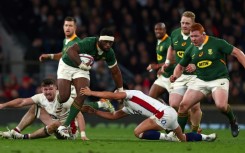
57 59 90 81
150 107 179 130
170 74 197 95
153 75 171 92
188 78 229 95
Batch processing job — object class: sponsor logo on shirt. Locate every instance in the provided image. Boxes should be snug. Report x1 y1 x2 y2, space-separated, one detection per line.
197 60 212 68
181 42 186 46
208 49 213 55
199 51 204 57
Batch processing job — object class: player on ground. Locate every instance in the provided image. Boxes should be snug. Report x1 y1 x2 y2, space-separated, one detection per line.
146 22 174 101
170 23 242 137
161 11 202 133
0 78 89 140
80 86 216 142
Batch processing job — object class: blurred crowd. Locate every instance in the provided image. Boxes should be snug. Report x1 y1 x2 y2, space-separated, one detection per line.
0 0 245 104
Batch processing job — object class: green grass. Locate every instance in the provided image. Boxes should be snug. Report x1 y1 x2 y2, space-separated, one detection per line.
0 124 244 153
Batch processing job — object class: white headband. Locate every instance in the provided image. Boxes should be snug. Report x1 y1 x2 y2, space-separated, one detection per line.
99 36 115 41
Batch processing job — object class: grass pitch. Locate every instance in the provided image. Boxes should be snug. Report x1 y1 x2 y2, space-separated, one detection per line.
0 124 244 153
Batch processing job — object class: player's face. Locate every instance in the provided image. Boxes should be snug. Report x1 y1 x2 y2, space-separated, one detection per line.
98 40 114 52
42 85 57 101
63 21 76 38
190 30 205 47
180 16 193 35
154 24 165 39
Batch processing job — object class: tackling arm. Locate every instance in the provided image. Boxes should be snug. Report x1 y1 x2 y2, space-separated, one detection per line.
231 47 245 68
76 112 89 140
95 109 128 120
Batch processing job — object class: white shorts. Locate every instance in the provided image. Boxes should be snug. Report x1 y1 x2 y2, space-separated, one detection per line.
188 78 229 95
153 75 171 92
150 107 179 130
170 74 197 95
57 59 90 81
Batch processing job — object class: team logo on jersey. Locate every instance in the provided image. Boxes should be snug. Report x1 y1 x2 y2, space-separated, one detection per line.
199 51 204 57
208 49 213 55
181 42 186 46
192 54 195 59
174 41 178 45
197 60 212 68
177 51 184 58
157 54 163 61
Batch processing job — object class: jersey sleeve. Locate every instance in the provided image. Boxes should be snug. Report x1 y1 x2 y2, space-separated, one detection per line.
31 94 43 105
105 49 117 67
218 39 234 54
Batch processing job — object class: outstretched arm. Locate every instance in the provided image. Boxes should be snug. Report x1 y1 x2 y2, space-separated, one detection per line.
170 64 185 82
39 52 62 62
80 87 126 100
0 98 35 109
82 105 128 120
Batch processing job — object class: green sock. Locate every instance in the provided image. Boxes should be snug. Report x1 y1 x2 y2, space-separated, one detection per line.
84 101 99 109
178 113 188 132
221 105 236 122
64 104 80 126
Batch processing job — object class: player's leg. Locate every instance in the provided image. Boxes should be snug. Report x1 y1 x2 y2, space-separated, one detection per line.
39 107 55 125
189 103 202 133
212 87 239 137
85 98 115 113
149 83 167 100
178 89 205 132
14 105 37 133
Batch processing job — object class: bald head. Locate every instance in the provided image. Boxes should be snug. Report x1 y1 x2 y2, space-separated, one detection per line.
154 22 166 39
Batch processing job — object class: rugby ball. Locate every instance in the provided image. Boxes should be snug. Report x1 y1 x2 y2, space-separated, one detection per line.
79 54 94 66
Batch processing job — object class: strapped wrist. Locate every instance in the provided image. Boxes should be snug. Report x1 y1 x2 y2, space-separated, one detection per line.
50 54 54 59
81 131 86 137
165 59 170 64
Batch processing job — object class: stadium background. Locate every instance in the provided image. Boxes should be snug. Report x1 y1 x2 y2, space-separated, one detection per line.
0 0 245 128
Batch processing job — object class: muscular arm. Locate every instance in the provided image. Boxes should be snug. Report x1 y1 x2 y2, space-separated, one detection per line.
110 64 123 89
80 87 126 100
95 109 128 120
39 52 62 61
166 46 176 64
66 44 82 66
76 112 86 132
231 47 245 68
0 98 35 109
170 64 185 82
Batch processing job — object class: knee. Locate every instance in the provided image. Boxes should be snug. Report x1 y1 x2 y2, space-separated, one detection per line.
216 103 227 112
179 102 189 113
190 104 201 113
133 129 141 138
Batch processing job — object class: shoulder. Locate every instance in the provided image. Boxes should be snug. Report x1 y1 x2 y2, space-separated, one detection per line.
171 28 181 36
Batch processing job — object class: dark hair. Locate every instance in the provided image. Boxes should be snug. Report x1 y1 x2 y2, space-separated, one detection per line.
64 16 76 23
100 28 114 36
41 78 56 87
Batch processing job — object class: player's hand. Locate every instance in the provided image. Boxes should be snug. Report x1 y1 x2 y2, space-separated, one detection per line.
157 63 168 75
185 64 196 73
80 87 91 96
0 104 4 109
81 136 89 141
81 105 96 113
78 63 91 71
170 75 177 83
39 54 51 62
147 64 159 72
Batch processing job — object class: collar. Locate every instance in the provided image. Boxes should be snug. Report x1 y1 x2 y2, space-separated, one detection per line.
198 35 209 50
181 31 189 40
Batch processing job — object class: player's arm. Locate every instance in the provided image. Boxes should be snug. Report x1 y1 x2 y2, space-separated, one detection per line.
170 64 185 83
82 105 128 120
80 87 126 100
66 44 91 70
0 98 35 109
109 64 123 91
76 112 89 140
231 47 245 68
39 52 62 62
166 46 176 65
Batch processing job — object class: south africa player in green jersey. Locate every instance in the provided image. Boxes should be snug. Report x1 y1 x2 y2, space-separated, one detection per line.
171 23 243 137
56 27 123 138
161 11 202 133
146 22 174 101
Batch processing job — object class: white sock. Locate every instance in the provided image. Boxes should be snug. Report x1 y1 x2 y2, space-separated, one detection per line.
159 133 167 140
97 101 103 108
201 134 206 140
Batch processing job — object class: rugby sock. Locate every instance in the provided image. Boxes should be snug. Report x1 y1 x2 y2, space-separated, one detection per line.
185 132 202 141
64 102 80 126
178 112 188 132
221 104 236 122
191 125 199 133
23 134 30 139
14 127 21 133
141 130 161 140
85 101 99 109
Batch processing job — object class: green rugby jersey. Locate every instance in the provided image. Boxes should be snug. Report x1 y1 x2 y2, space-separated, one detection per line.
62 37 117 68
170 28 194 75
156 34 174 77
179 36 233 81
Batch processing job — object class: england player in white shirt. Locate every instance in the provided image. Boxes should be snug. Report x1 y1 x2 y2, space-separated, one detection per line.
79 86 216 142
